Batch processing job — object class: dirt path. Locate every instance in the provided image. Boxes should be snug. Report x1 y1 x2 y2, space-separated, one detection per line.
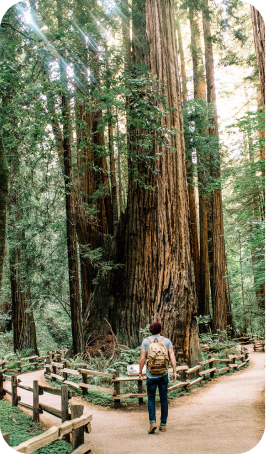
3 345 265 454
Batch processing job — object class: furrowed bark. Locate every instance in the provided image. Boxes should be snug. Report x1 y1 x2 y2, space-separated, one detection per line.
86 0 201 366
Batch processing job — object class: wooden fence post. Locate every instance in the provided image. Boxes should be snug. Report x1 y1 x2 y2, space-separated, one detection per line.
0 371 5 400
114 371 120 408
71 404 84 451
52 362 57 381
179 364 188 383
61 384 70 442
63 361 68 381
17 356 22 374
138 379 144 405
11 375 19 407
208 354 215 379
33 380 39 422
81 365 88 396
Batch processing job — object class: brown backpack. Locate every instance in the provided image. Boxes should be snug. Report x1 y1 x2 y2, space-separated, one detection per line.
147 336 169 375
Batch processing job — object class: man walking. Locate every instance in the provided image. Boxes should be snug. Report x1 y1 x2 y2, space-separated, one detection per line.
139 322 177 434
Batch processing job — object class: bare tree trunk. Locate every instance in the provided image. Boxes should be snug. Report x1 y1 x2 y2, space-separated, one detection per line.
250 5 265 105
108 106 118 229
176 16 188 101
116 108 123 214
0 132 9 292
250 5 266 218
202 0 228 331
189 7 210 316
57 0 84 354
86 0 201 366
9 213 38 354
177 15 200 303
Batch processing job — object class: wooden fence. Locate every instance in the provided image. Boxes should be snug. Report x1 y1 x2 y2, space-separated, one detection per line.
43 350 250 407
0 350 67 376
253 341 265 352
3 404 92 454
0 373 75 424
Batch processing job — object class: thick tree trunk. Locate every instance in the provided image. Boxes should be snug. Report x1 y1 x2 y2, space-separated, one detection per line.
10 259 39 354
0 132 9 292
9 215 38 354
202 0 228 331
74 59 114 317
189 8 210 316
86 0 201 366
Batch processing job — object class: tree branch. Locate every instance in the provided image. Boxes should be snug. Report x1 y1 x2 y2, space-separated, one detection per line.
0 22 42 43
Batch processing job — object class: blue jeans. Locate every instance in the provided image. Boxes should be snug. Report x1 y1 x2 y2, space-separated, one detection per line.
146 374 168 425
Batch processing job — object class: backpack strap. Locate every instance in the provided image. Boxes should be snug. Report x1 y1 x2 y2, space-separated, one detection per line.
148 336 155 343
157 336 164 343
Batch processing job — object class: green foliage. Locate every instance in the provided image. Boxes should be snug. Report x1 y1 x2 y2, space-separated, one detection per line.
223 110 265 332
0 400 72 453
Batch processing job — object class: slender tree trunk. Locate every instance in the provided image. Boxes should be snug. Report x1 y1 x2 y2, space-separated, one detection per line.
176 15 200 303
0 132 9 292
86 0 201 366
176 17 188 101
202 0 228 331
250 5 265 106
189 7 210 316
108 106 118 229
57 0 84 354
116 107 123 214
250 5 266 218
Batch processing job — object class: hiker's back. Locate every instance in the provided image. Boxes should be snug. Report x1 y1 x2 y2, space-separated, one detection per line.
147 336 169 375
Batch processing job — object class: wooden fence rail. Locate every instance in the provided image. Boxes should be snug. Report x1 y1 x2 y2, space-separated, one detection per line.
0 348 251 409
43 350 250 407
6 405 92 454
0 350 67 376
0 373 75 425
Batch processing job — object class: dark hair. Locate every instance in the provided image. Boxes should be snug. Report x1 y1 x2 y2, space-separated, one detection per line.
149 322 162 335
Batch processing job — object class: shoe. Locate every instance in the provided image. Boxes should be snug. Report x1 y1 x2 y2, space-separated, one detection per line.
159 425 166 432
148 422 157 434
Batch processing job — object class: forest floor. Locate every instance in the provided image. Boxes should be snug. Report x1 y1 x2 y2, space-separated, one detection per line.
3 345 265 454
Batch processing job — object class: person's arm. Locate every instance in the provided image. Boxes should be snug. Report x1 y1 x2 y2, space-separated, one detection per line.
139 349 146 380
169 347 177 381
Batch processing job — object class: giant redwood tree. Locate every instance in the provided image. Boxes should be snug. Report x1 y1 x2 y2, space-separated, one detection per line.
86 0 201 366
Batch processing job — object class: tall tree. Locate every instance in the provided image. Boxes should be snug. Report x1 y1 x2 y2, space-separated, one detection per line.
250 5 265 105
189 5 210 317
202 0 229 330
176 12 201 304
56 0 84 354
0 132 9 292
87 0 201 366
